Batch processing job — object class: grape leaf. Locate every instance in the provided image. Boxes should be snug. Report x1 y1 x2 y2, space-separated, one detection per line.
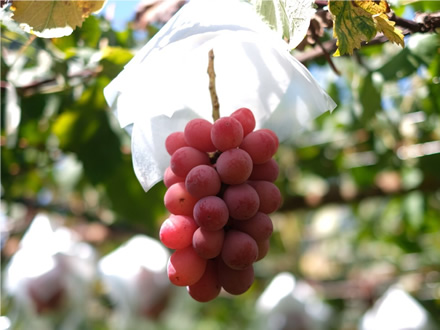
329 0 404 56
356 0 405 47
251 0 315 49
11 0 106 38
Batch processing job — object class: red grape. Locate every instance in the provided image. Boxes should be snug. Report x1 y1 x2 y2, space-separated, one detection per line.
240 130 277 164
167 246 207 286
256 239 270 261
185 165 221 199
159 214 198 250
192 227 224 259
259 128 279 149
184 118 216 152
248 181 282 214
193 196 229 231
217 258 254 295
249 158 279 182
170 146 210 178
164 166 185 188
161 108 280 301
211 117 243 151
223 183 260 220
165 131 187 155
230 212 273 242
187 260 221 302
231 107 256 136
221 230 258 270
215 148 252 185
164 182 198 216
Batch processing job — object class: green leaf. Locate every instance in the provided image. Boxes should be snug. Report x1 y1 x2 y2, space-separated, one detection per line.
103 164 167 228
378 47 421 80
100 47 134 79
359 73 382 121
407 33 440 65
404 191 424 230
11 0 106 38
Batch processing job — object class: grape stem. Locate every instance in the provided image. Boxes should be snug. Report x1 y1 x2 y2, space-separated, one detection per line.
207 49 220 122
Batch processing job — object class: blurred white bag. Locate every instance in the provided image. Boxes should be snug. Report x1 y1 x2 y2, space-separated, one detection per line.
360 286 436 330
255 272 332 330
104 0 336 192
4 213 96 330
98 235 170 329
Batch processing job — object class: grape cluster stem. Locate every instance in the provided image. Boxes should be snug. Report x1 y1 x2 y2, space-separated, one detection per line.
207 49 220 122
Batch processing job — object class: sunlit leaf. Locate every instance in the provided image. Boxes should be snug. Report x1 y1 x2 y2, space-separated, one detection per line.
11 0 106 38
251 0 315 49
100 47 134 80
356 0 404 47
329 0 404 56
329 1 377 56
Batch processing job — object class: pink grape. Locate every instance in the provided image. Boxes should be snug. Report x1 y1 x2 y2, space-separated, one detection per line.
164 166 185 188
162 108 280 300
159 214 198 250
164 182 198 216
215 148 253 185
187 260 221 302
221 230 258 270
223 183 260 220
248 181 282 214
167 246 207 286
240 130 277 164
249 158 279 182
260 128 279 149
184 118 216 152
170 146 210 178
193 196 229 231
256 239 270 261
165 131 187 155
192 227 224 259
211 117 243 151
231 107 256 136
217 258 255 295
185 165 221 199
230 212 273 242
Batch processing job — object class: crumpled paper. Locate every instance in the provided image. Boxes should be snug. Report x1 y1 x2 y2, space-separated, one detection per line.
104 0 336 192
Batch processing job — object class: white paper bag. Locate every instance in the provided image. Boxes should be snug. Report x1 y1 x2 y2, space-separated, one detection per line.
104 0 336 191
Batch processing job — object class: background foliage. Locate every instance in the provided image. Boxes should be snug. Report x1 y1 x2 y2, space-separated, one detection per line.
1 1 440 329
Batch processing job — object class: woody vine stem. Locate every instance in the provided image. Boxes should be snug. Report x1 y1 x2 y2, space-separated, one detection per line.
208 49 220 122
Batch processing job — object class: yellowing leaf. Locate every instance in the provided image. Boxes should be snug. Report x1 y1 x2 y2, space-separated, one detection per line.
329 1 377 56
355 0 404 47
11 0 106 38
329 0 404 56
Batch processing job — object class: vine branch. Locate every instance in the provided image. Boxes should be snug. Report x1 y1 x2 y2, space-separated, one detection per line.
207 49 220 121
279 176 440 212
297 11 440 64
2 12 439 95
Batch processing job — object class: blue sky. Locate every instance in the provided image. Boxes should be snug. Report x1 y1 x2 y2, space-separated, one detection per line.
101 0 139 31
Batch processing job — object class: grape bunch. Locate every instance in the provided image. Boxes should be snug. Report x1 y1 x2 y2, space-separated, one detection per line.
160 108 281 302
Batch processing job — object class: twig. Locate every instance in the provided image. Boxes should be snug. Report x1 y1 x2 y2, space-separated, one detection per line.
279 176 440 211
310 22 341 75
207 49 220 121
295 11 440 64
